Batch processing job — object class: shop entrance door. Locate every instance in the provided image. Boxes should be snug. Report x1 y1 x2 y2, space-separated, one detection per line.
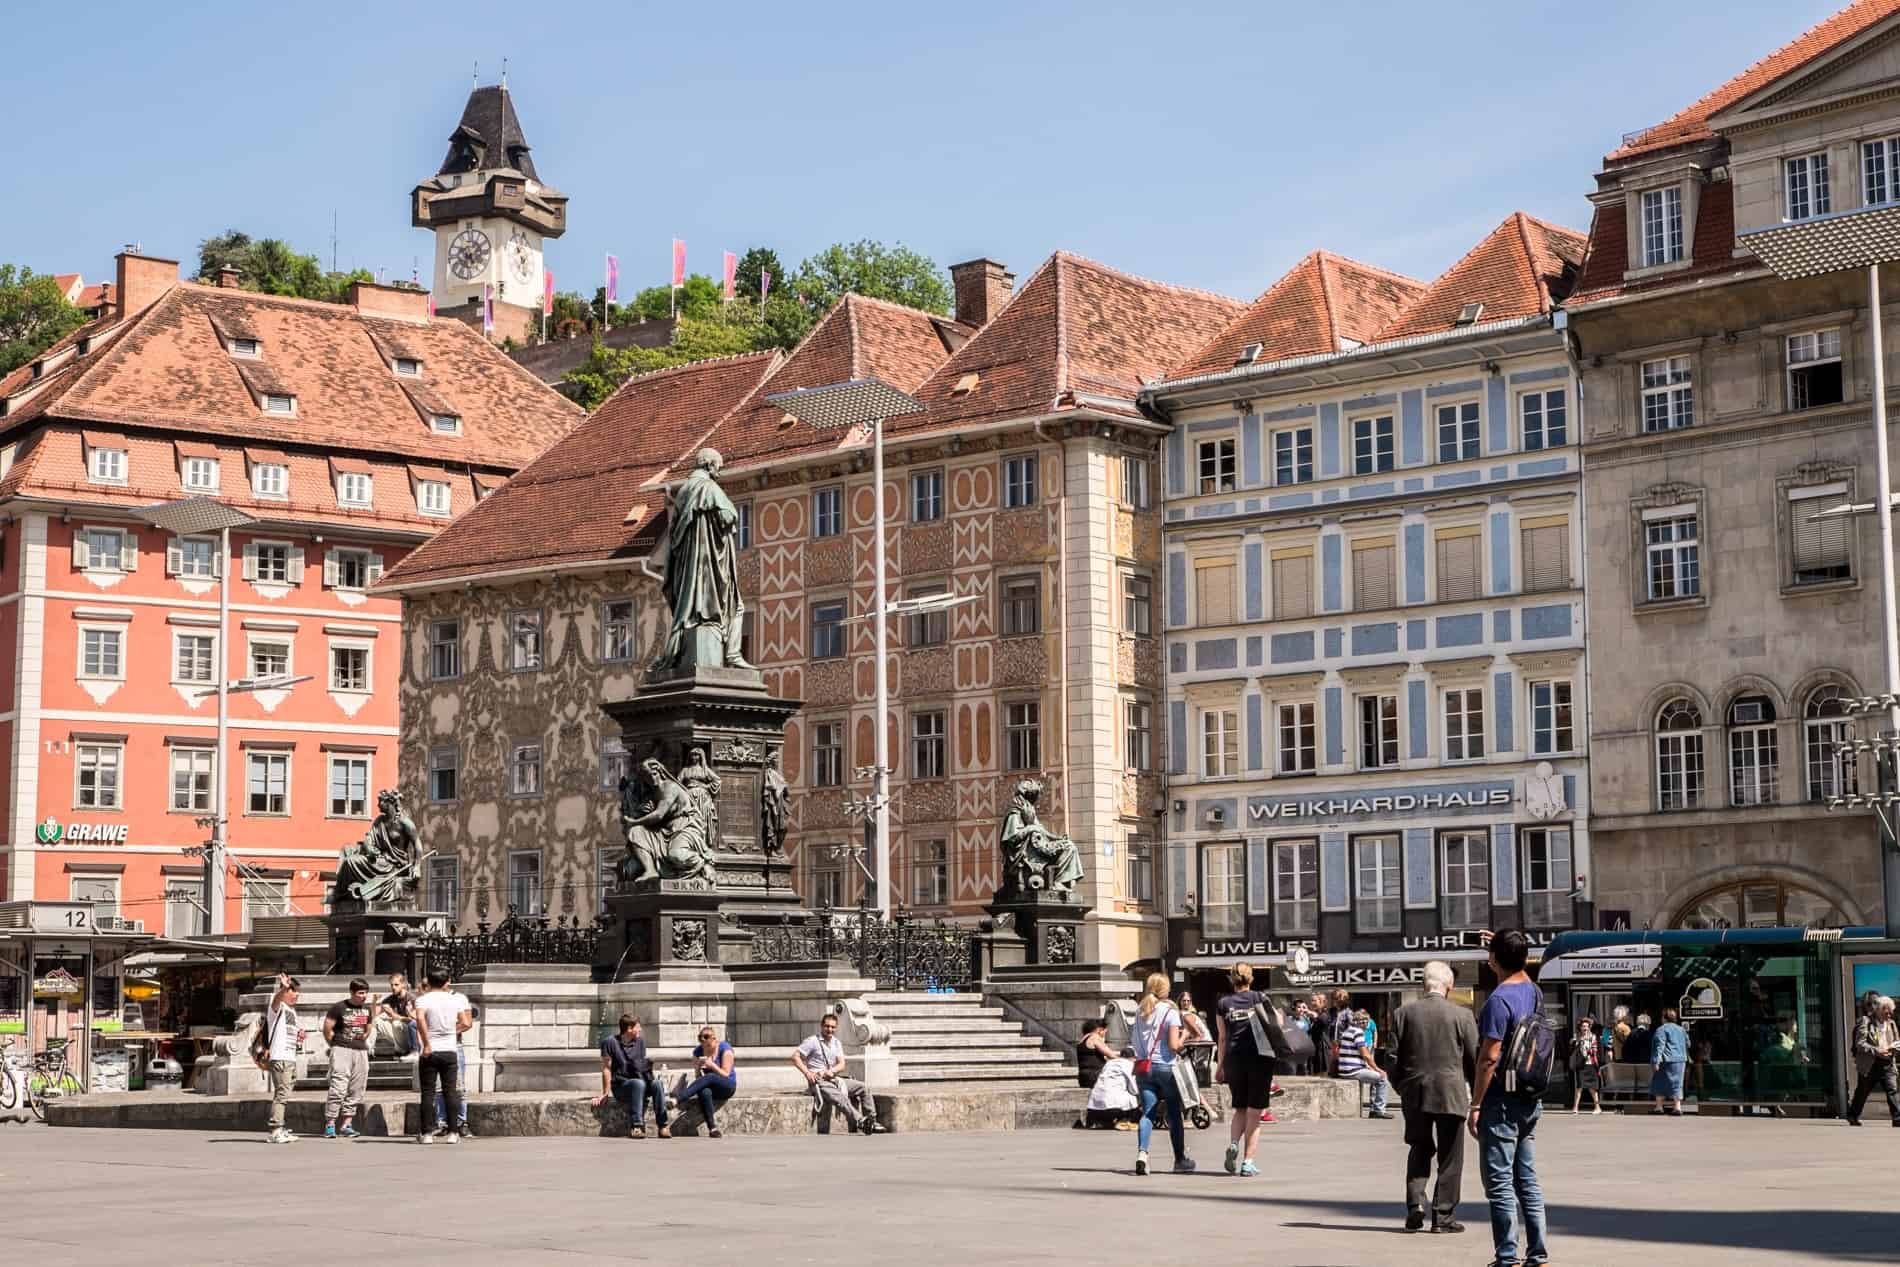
31 954 88 1086
1840 954 1900 1110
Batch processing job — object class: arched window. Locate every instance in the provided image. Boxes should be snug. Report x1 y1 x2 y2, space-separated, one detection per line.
1727 694 1778 807
1673 878 1847 930
1804 685 1858 801
1655 698 1704 810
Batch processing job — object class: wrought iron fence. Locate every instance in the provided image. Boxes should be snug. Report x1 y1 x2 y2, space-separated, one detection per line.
751 902 979 991
419 908 605 979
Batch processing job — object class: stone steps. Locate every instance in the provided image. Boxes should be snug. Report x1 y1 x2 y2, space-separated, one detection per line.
874 1004 1006 1022
876 989 1071 1088
887 1032 1046 1051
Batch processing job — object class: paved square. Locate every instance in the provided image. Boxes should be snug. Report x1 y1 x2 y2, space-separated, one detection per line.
1 1113 1890 1265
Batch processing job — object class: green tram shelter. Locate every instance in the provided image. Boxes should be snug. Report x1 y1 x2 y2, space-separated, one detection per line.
1542 927 1900 1115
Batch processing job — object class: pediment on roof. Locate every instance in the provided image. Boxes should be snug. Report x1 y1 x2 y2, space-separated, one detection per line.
1713 15 1900 129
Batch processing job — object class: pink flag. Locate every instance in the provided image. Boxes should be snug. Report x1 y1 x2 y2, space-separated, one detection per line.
761 269 771 301
482 283 494 334
672 239 686 288
543 269 554 316
605 253 620 304
722 251 737 301
427 294 436 317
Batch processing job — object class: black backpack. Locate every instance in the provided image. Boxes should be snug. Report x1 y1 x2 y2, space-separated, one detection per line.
1500 989 1558 1098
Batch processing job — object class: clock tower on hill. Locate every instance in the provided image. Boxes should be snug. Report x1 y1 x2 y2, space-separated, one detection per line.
412 82 567 342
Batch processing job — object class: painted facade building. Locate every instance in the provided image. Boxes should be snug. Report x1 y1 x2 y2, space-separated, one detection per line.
383 254 1246 967
0 251 577 935
1144 217 1593 991
1569 0 1900 933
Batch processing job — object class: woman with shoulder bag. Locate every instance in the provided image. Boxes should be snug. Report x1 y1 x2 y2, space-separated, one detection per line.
1214 963 1276 1177
1129 972 1193 1177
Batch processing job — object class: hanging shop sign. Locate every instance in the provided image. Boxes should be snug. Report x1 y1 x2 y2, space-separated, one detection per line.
32 966 83 997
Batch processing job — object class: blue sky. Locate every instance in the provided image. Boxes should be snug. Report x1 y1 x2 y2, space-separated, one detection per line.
0 1 1855 303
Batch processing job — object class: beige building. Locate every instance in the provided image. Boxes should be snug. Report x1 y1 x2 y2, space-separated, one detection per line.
1570 2 1900 932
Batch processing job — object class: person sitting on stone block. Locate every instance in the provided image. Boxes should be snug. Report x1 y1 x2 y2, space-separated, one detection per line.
791 1012 884 1135
594 1013 670 1139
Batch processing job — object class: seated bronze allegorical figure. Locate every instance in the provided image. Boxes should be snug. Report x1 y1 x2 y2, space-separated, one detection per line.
328 789 424 911
617 757 718 886
998 779 1085 902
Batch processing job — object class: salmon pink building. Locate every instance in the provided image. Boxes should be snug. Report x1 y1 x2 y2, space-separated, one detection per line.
0 251 577 935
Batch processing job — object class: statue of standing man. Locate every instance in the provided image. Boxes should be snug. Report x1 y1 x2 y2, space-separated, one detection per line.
645 448 751 674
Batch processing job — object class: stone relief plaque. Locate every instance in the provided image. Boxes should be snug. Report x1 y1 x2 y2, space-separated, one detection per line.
718 771 760 849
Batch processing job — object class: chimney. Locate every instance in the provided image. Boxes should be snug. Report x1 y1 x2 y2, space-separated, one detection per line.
217 265 243 289
114 249 180 319
949 258 1014 327
350 279 432 324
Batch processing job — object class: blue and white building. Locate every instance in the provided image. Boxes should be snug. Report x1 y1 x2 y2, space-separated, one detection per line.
1142 216 1594 999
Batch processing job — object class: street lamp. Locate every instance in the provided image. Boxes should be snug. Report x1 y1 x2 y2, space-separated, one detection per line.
133 496 256 936
767 378 926 917
1744 206 1900 937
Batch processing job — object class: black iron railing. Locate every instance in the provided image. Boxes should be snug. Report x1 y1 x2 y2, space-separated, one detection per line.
420 908 605 979
751 902 979 991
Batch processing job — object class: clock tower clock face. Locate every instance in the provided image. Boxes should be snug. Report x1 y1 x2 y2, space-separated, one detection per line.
508 232 536 284
448 228 492 281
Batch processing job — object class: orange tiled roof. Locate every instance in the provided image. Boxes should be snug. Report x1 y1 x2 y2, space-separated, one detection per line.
1378 214 1586 340
1172 252 1424 378
52 274 82 303
891 251 1245 437
1611 0 1900 160
24 282 581 470
379 350 783 588
1570 180 1744 305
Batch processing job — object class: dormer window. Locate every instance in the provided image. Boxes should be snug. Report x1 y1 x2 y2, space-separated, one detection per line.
394 357 422 377
1640 187 1684 267
1236 343 1264 366
1784 152 1830 221
262 393 296 416
431 414 462 435
417 479 451 517
252 462 288 499
182 457 220 492
88 447 127 484
229 337 260 358
337 472 372 508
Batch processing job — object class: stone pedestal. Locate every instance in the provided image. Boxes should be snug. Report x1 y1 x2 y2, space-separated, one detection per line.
598 879 727 977
323 909 448 979
984 892 1091 967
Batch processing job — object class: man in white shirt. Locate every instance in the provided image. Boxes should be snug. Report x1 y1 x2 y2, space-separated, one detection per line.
262 975 302 1144
414 970 472 1144
789 1011 883 1135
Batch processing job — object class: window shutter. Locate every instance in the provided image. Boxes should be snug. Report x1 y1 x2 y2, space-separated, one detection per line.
122 531 138 571
288 547 305 584
367 553 384 585
72 533 90 571
166 537 182 576
1791 490 1850 574
1435 531 1482 601
241 542 258 581
1353 543 1395 610
1247 840 1270 914
322 549 338 588
1165 842 1193 917
1272 552 1312 621
211 542 224 580
1521 521 1570 592
1195 561 1235 626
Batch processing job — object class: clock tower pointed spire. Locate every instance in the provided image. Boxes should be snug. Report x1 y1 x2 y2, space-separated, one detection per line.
412 78 567 342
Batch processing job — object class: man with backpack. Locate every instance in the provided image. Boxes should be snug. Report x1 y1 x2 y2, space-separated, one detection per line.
1468 929 1550 1267
252 974 302 1144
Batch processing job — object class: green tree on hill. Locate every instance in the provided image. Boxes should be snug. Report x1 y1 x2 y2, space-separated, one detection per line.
0 265 88 376
194 229 374 304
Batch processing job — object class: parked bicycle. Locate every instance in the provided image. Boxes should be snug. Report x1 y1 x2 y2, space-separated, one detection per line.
0 1035 45 1122
31 1039 84 1102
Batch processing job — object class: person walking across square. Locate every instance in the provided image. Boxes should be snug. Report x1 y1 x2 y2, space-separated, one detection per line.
1130 973 1193 1176
1214 962 1275 1176
1391 961 1478 1234
1469 930 1549 1267
1847 995 1900 1126
413 970 470 1145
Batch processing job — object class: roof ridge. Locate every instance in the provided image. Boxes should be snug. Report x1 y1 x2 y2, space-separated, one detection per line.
1046 249 1248 310
1510 213 1549 315
1513 211 1590 246
1314 255 1343 347
836 291 959 324
846 292 864 381
1053 255 1072 398
1310 249 1429 291
648 348 787 488
620 346 780 386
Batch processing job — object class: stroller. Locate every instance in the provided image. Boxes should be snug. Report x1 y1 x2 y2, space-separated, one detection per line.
1178 1039 1216 1129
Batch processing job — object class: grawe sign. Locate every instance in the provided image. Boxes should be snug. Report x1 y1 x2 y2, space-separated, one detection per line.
34 817 130 846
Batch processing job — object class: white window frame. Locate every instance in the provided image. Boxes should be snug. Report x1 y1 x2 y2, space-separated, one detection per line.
1727 697 1779 808
170 745 214 812
1529 679 1575 756
510 742 544 798
1120 455 1152 510
911 709 948 780
430 620 461 680
911 469 944 523
601 599 636 663
1273 839 1318 936
253 541 292 585
1277 701 1316 775
1784 151 1830 221
509 608 544 672
1644 507 1701 602
327 754 372 818
262 393 296 416
1866 135 1900 208
426 856 460 913
244 749 291 816
181 456 220 492
428 745 460 804
1351 415 1395 475
87 447 127 485
247 637 291 681
1201 842 1245 938
507 850 544 916
174 534 218 580
331 548 371 592
251 462 288 499
1122 572 1152 636
1273 426 1314 486
1640 355 1694 432
1200 706 1239 779
336 471 373 508
329 641 371 694
1443 686 1486 762
1440 828 1491 930
1786 328 1844 412
911 837 950 909
1353 834 1402 934
393 356 422 377
75 741 124 810
1640 186 1684 266
1357 692 1399 770
431 414 462 435
1805 686 1859 802
1005 699 1041 772
812 486 844 538
228 337 260 359
78 624 125 680
1196 437 1237 495
80 527 130 573
1520 387 1567 451
1124 697 1153 771
1655 699 1705 811
811 601 846 659
172 630 216 685
1124 834 1155 905
1435 400 1481 463
601 735 630 791
1003 454 1039 509
812 721 844 788
417 479 451 517
1521 826 1573 930
735 501 752 550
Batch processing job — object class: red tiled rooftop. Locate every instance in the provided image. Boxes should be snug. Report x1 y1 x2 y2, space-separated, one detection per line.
1172 252 1424 378
1570 179 1743 305
1379 213 1586 340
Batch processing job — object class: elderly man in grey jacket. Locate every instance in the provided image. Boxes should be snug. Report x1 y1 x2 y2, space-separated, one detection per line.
1389 960 1480 1233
